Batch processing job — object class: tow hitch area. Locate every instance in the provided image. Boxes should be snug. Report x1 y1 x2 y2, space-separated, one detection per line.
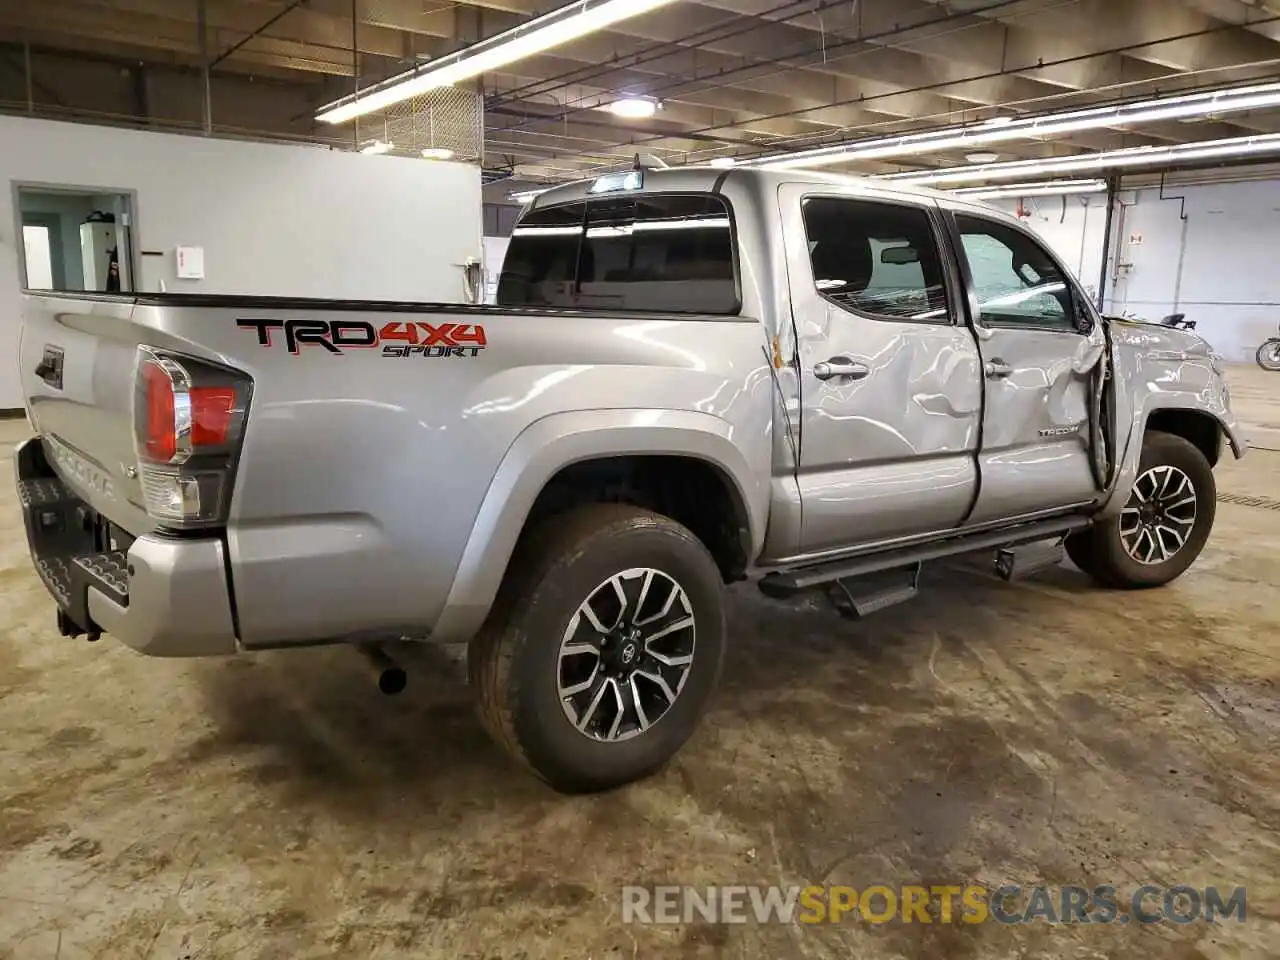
17 442 131 642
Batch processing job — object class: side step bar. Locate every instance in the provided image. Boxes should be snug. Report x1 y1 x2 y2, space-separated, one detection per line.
825 563 922 619
759 515 1090 597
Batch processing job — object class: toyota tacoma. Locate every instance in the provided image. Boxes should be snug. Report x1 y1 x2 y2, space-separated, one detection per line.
14 165 1245 792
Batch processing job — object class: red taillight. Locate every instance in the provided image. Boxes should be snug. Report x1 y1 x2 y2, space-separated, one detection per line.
191 387 236 446
133 347 251 528
139 356 241 463
143 360 177 462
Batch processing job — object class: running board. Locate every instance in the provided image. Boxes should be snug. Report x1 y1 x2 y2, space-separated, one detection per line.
758 515 1090 597
994 538 1067 581
825 563 921 619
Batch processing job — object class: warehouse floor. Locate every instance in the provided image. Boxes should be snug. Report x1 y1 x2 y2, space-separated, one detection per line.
1 370 1278 960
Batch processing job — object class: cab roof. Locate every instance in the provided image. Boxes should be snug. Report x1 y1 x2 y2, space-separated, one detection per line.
521 164 1014 225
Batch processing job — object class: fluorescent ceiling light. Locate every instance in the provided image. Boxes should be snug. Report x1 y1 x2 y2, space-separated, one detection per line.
880 133 1280 186
608 97 659 119
360 139 394 155
709 157 737 168
317 0 679 124
965 151 1000 164
949 179 1107 200
743 80 1280 170
421 147 455 160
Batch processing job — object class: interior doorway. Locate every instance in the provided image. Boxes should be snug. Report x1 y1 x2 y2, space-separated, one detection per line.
13 184 138 293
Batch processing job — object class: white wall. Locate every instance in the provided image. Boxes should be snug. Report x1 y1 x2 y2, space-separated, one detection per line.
0 115 483 408
991 179 1280 361
1105 180 1280 361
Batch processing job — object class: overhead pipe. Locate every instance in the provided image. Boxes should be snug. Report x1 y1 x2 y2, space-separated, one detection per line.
488 0 1026 138
1096 174 1120 312
565 13 1280 162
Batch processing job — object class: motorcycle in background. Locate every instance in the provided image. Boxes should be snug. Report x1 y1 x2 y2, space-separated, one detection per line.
1258 325 1280 371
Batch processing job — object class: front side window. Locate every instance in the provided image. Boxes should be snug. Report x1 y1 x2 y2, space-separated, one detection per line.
801 197 950 322
956 215 1075 330
497 194 738 314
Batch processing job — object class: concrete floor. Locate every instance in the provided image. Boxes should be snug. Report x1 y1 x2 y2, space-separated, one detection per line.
1 369 1278 960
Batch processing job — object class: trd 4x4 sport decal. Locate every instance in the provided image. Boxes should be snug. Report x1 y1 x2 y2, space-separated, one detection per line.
237 319 487 357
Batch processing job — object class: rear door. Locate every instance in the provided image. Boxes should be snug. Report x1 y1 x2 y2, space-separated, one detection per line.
781 185 983 557
946 209 1106 524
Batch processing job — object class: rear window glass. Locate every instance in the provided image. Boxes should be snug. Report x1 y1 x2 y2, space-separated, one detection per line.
497 194 738 314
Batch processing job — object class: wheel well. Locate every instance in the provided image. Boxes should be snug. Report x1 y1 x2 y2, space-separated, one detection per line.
1146 409 1223 466
523 455 752 582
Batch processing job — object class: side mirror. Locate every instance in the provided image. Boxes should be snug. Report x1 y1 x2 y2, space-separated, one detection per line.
1073 298 1095 334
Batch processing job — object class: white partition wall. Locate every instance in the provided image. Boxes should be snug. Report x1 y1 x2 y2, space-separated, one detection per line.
987 176 1280 361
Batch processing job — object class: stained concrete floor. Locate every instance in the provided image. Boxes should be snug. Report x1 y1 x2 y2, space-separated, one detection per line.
1 368 1278 960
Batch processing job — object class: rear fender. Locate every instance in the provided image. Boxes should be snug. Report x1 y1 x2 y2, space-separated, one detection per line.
429 408 766 643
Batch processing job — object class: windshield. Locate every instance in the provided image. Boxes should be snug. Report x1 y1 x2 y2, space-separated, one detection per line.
497 193 739 315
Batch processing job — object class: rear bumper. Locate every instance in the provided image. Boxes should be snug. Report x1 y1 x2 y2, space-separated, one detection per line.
15 438 238 657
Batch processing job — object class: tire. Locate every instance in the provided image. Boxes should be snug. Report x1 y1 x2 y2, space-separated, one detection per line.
468 503 726 794
1257 338 1280 371
1066 432 1216 589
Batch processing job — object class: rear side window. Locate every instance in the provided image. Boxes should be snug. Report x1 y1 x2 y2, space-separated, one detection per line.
497 194 738 314
801 197 950 322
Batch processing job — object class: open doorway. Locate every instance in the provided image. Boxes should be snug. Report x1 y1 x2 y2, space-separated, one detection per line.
13 184 138 293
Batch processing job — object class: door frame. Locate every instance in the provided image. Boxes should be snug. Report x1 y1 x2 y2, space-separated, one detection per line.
934 200 1105 526
934 201 1097 340
10 180 142 293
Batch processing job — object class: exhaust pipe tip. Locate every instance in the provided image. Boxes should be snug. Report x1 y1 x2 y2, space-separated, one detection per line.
359 643 407 696
377 666 408 696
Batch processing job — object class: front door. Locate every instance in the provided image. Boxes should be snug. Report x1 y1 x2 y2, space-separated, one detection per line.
948 210 1106 525
781 186 983 558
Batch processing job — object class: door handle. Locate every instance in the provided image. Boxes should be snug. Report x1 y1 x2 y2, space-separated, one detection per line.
814 357 871 382
35 347 64 389
984 359 1013 379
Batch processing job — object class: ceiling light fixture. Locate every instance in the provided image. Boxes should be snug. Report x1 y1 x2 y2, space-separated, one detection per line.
743 80 1280 170
965 151 1000 164
877 132 1280 186
608 97 659 119
317 0 679 125
420 147 456 160
709 157 738 168
360 139 395 155
948 179 1108 200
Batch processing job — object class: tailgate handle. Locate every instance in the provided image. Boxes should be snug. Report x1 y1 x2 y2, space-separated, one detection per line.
35 347 64 389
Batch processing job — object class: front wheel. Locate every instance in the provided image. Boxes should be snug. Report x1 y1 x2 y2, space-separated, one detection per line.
1257 338 1280 371
1066 432 1216 589
469 504 726 793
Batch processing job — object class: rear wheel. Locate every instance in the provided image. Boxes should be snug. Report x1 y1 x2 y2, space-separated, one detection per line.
1257 338 1280 371
1066 432 1215 589
469 504 726 793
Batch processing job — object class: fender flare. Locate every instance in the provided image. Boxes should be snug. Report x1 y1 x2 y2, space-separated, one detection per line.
429 408 767 642
1098 397 1245 518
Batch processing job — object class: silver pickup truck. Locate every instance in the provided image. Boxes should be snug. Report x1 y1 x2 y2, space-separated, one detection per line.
15 166 1244 793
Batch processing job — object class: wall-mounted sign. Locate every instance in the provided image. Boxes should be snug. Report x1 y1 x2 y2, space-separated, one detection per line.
176 246 205 279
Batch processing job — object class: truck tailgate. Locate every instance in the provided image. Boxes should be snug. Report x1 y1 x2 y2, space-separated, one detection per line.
20 294 163 536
